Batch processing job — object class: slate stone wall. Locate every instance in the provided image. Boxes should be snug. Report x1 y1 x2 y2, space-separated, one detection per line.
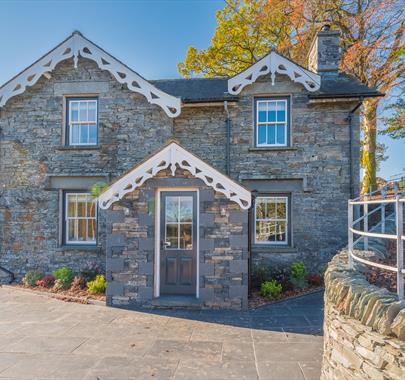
0 56 360 281
105 169 248 310
322 250 405 379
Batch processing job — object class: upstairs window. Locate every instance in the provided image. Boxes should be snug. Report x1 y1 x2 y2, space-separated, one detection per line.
255 196 289 245
255 98 289 147
66 98 98 146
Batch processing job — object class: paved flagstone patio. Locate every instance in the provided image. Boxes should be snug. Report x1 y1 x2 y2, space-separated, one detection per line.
0 287 324 380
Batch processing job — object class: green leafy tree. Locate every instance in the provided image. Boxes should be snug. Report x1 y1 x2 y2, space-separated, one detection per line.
380 97 405 139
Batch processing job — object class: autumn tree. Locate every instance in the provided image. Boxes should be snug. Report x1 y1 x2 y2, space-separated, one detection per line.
380 97 405 139
178 0 404 193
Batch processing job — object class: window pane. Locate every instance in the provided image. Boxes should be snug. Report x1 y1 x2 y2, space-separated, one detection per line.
267 125 276 144
87 219 96 241
266 201 276 219
77 219 87 241
276 125 285 145
180 224 192 249
71 124 79 144
87 200 96 218
276 200 287 219
88 101 97 122
256 221 276 242
166 197 179 222
70 102 79 122
256 200 266 219
267 101 276 122
77 195 87 217
67 195 76 217
68 219 76 241
276 221 286 242
80 124 88 144
277 101 286 122
257 125 266 145
258 101 267 122
166 223 178 249
179 196 192 222
88 125 97 144
79 102 87 121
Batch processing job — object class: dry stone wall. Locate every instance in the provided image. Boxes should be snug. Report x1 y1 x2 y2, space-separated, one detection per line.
322 250 405 380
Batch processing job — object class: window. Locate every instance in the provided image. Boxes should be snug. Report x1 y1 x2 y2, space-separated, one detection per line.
255 196 289 245
64 192 97 245
255 98 289 147
66 98 98 146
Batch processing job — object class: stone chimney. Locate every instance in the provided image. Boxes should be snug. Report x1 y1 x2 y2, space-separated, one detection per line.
308 25 340 77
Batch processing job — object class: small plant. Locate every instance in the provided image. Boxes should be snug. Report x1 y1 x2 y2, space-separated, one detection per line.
290 261 308 289
53 267 74 289
70 275 86 291
260 280 283 300
87 275 106 294
22 271 43 287
36 275 55 288
53 279 64 291
306 274 322 286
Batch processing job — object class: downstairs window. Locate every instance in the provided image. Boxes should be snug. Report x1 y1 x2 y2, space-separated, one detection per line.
255 196 289 245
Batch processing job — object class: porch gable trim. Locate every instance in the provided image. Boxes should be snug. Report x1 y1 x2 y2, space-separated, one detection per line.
98 142 251 210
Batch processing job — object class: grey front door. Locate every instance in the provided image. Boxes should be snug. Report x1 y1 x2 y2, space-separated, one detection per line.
160 191 197 295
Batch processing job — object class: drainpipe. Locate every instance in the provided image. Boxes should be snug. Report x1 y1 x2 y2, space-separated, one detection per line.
224 101 231 176
348 97 363 199
248 190 258 296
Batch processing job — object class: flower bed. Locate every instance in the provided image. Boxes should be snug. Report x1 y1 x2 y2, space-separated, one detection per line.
18 265 106 304
249 261 324 308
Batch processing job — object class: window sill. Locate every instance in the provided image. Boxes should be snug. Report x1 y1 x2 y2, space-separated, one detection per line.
56 145 100 151
249 147 297 152
57 245 102 252
252 245 298 254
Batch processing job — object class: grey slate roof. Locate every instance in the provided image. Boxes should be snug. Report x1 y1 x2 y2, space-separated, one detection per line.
152 74 381 103
151 78 236 103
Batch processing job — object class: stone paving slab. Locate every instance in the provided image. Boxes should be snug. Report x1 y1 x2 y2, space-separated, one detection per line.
0 287 324 379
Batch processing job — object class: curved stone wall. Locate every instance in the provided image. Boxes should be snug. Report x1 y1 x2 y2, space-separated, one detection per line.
322 250 405 380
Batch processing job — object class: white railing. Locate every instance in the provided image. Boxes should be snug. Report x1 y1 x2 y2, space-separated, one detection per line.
348 179 405 299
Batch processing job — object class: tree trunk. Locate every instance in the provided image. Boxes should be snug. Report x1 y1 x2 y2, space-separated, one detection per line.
361 99 379 194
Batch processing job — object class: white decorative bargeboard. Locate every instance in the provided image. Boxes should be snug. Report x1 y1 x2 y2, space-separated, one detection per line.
0 32 181 118
98 142 252 210
228 51 321 94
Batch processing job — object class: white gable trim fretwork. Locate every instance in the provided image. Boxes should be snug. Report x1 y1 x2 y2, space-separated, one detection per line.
0 32 181 118
228 51 321 94
98 142 251 210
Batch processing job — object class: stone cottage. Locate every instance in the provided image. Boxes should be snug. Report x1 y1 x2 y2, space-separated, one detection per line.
0 28 380 309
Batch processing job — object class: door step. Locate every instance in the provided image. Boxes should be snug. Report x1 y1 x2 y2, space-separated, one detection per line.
152 295 201 309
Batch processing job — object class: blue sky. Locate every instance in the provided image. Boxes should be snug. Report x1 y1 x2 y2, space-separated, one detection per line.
0 0 403 179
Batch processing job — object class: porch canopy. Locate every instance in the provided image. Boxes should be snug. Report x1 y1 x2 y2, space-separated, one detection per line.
98 141 252 210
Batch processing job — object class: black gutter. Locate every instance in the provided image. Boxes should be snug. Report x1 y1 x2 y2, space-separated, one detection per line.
309 93 383 100
348 98 364 198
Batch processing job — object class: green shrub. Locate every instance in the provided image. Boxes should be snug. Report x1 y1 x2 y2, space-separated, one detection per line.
87 275 106 294
252 264 292 291
22 271 43 287
290 261 308 289
52 267 74 289
260 280 283 300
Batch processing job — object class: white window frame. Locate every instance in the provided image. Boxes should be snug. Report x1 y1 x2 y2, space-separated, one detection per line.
67 99 98 146
164 195 193 251
255 99 288 147
254 196 289 245
65 192 97 245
